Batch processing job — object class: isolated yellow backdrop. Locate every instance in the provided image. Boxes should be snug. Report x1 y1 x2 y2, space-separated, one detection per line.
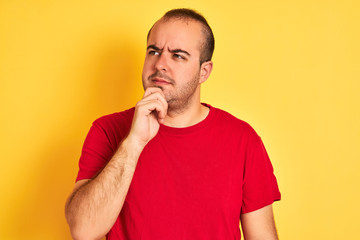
1 0 359 239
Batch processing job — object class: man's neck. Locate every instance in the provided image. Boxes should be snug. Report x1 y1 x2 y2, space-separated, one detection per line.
163 102 209 128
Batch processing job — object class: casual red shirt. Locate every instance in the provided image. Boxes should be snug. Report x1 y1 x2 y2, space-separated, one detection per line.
76 104 281 239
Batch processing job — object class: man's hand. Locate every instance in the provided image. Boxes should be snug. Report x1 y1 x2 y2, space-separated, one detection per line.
128 87 168 147
65 87 168 240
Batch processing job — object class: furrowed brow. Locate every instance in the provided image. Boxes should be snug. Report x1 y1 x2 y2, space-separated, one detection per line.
169 48 191 57
147 45 162 51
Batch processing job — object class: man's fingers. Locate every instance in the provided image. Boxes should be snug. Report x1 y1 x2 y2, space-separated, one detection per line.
143 87 166 98
136 98 167 121
140 91 168 119
129 87 168 145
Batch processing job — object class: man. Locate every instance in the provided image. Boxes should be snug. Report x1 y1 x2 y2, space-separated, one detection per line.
65 8 281 240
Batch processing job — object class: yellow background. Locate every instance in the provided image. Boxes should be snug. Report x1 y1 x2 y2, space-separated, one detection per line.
1 0 359 239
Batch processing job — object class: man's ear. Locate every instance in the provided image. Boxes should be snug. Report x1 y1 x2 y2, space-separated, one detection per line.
199 61 213 84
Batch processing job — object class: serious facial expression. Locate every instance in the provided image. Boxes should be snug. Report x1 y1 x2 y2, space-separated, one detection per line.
142 19 204 112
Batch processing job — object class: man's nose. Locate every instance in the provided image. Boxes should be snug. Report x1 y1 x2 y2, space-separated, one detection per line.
154 53 168 72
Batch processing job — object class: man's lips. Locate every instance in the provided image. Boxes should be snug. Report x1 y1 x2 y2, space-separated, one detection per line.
152 77 172 85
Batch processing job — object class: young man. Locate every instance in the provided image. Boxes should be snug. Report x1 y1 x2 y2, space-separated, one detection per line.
65 8 281 240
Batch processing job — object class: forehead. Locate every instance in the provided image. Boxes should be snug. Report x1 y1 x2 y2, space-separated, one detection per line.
148 19 203 53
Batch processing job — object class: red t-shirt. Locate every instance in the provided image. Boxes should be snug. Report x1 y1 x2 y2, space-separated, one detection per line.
76 104 281 240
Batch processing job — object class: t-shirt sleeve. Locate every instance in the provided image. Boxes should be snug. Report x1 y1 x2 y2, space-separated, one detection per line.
76 119 117 182
241 131 281 214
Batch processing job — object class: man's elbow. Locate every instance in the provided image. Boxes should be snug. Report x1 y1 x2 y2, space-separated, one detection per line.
65 210 103 240
67 221 104 240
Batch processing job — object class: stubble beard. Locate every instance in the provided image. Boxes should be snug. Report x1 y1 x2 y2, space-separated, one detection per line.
166 75 200 115
143 72 200 115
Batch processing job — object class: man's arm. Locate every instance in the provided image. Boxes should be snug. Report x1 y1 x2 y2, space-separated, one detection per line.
65 88 168 240
240 204 278 240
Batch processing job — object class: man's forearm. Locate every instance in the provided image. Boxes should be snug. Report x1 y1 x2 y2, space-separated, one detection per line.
65 137 143 240
240 205 278 240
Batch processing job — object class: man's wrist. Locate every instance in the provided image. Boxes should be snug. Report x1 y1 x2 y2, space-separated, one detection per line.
120 135 146 160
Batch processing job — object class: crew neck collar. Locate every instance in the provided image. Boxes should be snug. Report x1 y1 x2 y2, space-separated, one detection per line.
159 103 214 135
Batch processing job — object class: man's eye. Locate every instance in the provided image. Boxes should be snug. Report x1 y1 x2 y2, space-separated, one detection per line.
174 54 184 59
149 51 160 56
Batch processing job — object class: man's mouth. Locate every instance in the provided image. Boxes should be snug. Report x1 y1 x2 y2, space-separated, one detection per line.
148 72 174 85
152 77 172 85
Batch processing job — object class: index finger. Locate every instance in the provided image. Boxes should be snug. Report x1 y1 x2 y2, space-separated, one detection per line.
143 87 165 98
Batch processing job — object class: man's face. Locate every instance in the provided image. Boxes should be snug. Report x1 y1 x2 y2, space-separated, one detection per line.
142 19 204 111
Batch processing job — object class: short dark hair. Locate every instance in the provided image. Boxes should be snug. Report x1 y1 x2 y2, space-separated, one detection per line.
147 8 215 65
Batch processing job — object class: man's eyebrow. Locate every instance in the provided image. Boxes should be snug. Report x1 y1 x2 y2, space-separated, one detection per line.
146 45 191 57
169 48 191 57
147 45 162 51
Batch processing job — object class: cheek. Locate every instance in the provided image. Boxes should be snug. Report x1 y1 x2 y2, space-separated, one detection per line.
143 60 150 70
143 56 154 68
185 65 201 79
142 60 153 75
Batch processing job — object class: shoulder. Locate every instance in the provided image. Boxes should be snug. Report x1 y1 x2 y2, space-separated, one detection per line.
83 107 135 149
93 107 135 129
88 108 135 141
208 104 258 137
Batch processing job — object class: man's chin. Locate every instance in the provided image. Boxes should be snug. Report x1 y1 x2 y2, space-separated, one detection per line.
153 85 164 90
144 83 164 91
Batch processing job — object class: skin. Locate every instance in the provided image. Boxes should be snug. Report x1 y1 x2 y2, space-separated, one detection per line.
65 18 278 240
142 18 213 126
241 205 279 240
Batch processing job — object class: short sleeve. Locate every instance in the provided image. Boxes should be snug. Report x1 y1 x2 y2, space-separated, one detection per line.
75 110 134 182
241 132 281 214
76 120 116 181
